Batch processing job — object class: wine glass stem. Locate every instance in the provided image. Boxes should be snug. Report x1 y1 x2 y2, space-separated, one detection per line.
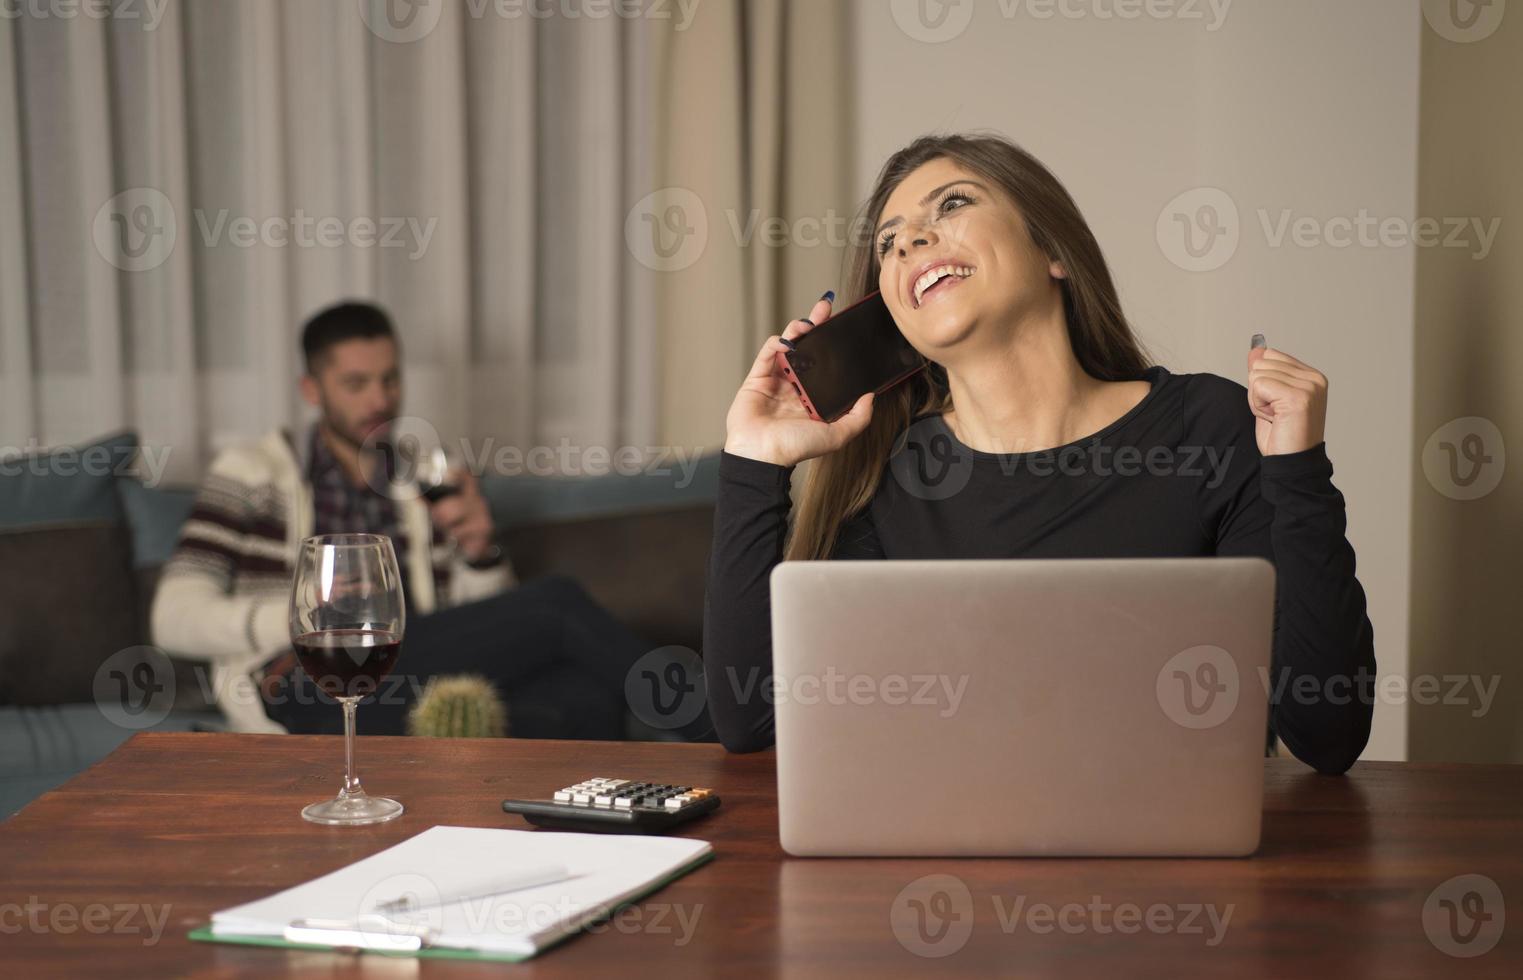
340 697 364 798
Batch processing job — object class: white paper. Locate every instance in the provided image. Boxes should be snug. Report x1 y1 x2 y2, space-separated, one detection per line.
210 825 712 956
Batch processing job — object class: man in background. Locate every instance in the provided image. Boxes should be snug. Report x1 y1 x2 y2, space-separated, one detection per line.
151 301 651 739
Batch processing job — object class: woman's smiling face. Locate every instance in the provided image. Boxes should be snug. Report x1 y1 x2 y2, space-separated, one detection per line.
874 156 1064 357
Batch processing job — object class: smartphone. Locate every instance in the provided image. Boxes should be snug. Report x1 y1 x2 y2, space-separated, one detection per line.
775 291 925 422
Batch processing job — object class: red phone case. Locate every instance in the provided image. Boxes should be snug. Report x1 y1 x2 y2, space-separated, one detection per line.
775 293 925 423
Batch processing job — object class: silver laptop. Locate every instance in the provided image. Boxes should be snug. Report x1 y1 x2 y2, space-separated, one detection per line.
770 558 1275 857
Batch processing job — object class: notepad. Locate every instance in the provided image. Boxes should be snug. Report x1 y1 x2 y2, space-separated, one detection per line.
192 826 713 962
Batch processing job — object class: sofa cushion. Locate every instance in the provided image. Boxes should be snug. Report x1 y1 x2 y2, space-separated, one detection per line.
0 431 137 528
0 704 224 819
482 452 720 531
502 503 714 653
117 479 197 569
0 524 143 706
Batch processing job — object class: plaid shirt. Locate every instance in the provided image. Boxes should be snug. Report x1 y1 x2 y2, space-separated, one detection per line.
306 426 413 591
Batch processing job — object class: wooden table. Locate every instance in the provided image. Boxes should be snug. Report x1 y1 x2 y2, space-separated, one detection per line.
0 733 1517 977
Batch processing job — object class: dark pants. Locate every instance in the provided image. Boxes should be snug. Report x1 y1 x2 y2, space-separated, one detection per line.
265 575 647 740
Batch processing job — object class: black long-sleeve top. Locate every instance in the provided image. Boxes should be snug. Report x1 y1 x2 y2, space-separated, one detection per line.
702 366 1376 774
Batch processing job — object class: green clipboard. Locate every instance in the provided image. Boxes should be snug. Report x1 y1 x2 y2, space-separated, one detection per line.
188 850 713 963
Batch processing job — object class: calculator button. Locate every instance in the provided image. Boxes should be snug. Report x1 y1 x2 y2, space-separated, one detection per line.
553 790 573 802
614 798 634 809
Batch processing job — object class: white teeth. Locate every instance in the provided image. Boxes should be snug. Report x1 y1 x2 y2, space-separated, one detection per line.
913 264 973 307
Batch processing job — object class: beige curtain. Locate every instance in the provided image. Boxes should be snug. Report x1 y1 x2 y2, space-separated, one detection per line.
645 0 855 451
1 0 853 472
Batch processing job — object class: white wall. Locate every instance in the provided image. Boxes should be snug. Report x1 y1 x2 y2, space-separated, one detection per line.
853 0 1421 760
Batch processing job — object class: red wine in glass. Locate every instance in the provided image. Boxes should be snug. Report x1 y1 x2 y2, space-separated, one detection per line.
289 533 406 825
292 628 402 699
419 481 461 504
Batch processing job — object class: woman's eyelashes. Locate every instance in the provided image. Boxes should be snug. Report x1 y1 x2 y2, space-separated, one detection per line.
875 188 978 258
937 188 975 213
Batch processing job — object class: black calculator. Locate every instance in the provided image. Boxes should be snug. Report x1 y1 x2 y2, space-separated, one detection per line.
502 777 721 834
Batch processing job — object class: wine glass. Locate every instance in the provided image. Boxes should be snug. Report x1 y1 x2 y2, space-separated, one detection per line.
413 444 462 503
289 534 406 825
371 419 460 503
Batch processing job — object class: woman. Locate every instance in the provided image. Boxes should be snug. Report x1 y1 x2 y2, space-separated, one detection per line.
704 133 1375 774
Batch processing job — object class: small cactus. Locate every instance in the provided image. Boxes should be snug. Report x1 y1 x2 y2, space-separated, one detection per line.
407 674 508 738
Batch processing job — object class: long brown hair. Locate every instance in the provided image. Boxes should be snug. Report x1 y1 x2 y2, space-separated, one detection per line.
785 133 1152 561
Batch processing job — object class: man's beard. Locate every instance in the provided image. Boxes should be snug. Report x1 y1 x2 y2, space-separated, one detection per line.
322 413 390 452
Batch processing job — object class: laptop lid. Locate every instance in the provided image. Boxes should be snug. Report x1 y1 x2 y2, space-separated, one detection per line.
769 558 1275 857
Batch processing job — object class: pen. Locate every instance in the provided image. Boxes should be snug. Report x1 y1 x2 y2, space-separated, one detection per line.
371 862 572 915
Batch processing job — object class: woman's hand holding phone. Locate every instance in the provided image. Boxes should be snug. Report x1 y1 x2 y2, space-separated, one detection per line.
723 293 876 468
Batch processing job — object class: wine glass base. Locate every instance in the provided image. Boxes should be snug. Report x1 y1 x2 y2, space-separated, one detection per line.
302 794 404 826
